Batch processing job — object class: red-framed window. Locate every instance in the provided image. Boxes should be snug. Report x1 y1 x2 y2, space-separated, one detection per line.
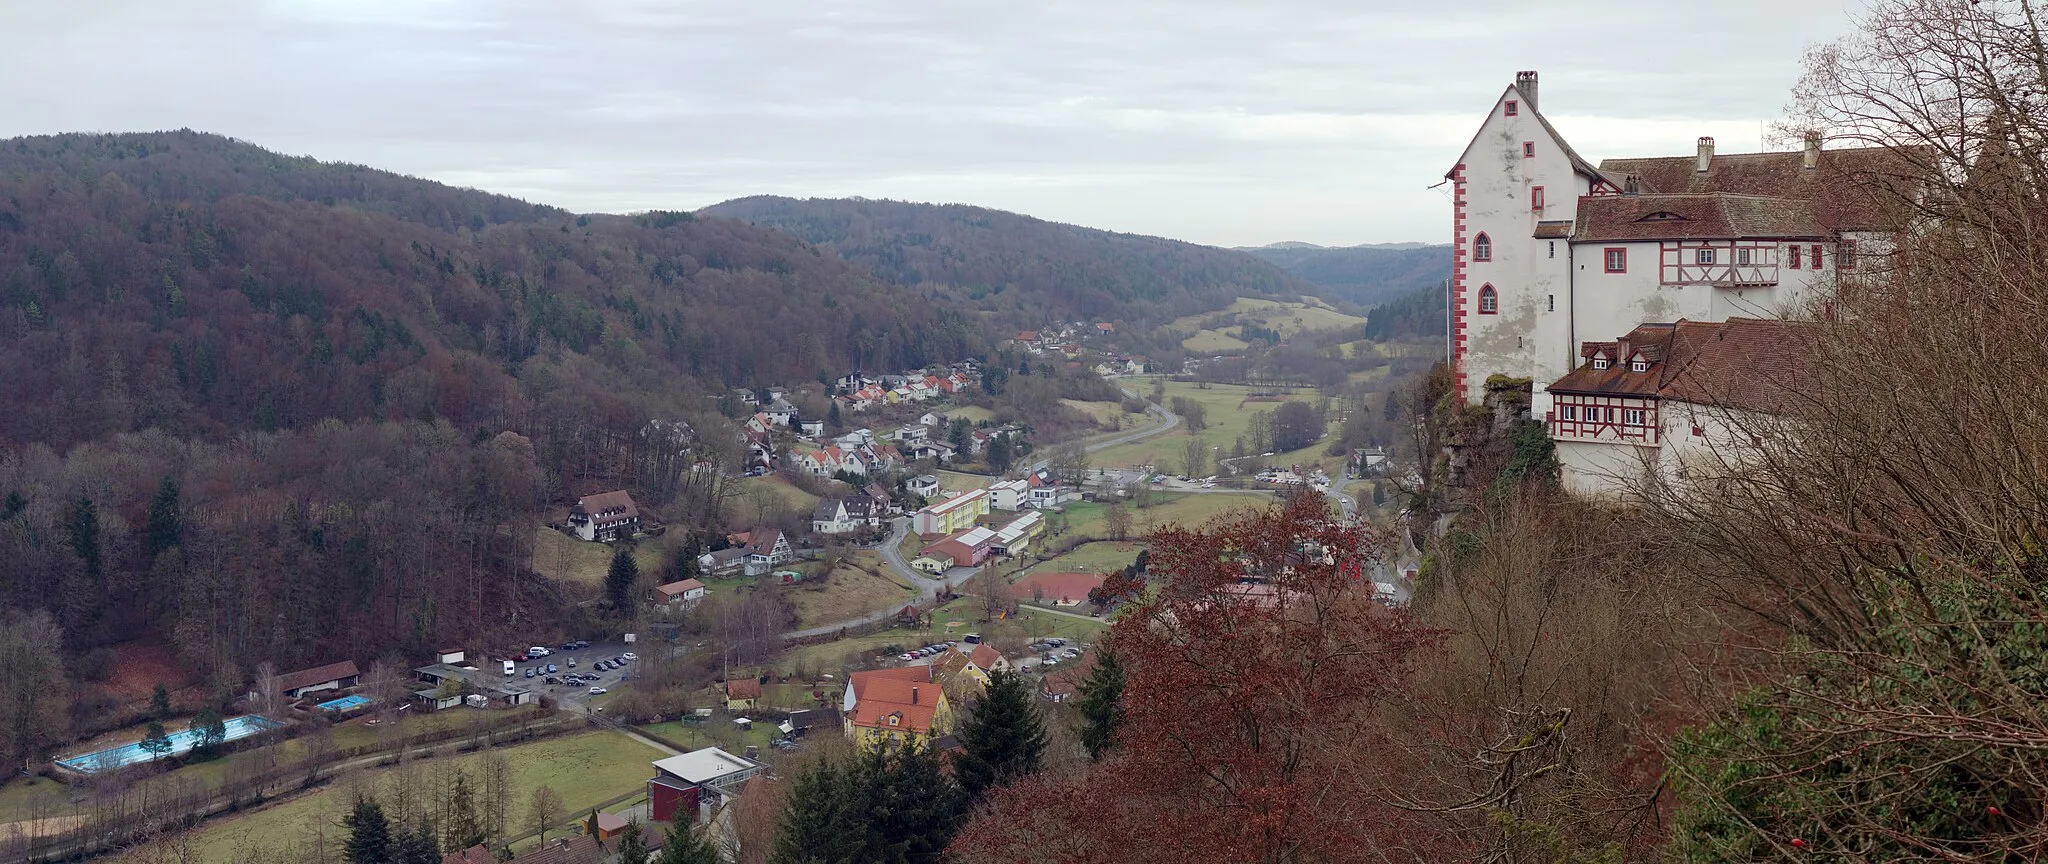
1531 186 1545 211
1839 240 1858 269
1788 244 1803 269
1604 247 1627 273
1473 232 1492 261
1523 141 1535 158
1811 245 1824 269
1695 248 1716 265
1477 284 1498 314
1505 100 1519 116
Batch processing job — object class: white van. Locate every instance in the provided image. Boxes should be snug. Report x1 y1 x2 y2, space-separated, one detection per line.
503 660 516 676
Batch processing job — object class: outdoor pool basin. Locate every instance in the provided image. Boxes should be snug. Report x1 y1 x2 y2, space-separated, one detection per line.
316 694 373 712
54 715 283 774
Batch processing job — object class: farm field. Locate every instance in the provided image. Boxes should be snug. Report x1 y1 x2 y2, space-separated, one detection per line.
1172 297 1368 350
176 730 662 862
1059 493 1267 541
1182 329 1251 353
1090 378 1342 477
779 627 931 675
786 553 916 629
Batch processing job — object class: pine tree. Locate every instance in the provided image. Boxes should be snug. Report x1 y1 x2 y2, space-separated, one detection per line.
67 496 101 585
953 669 1048 800
345 797 393 864
139 720 173 761
869 740 966 863
605 547 639 613
150 683 172 720
986 436 1013 472
655 816 723 864
1076 649 1126 761
443 770 484 852
393 821 439 864
145 474 182 560
615 819 650 864
189 707 226 759
772 759 849 864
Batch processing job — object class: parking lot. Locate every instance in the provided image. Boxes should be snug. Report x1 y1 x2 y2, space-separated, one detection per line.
509 640 641 709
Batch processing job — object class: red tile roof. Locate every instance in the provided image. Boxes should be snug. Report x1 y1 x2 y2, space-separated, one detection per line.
726 677 762 700
278 660 359 694
848 677 940 733
654 579 705 600
1547 318 1815 414
1599 145 1923 232
1572 193 1827 242
968 643 1002 670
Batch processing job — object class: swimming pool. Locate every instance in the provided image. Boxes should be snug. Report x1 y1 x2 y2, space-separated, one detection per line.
55 715 284 774
316 694 373 712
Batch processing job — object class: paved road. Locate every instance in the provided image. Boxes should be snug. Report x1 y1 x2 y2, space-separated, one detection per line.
784 385 1183 641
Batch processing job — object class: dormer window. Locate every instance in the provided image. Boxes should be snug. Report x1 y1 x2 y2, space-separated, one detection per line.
1592 358 1610 370
1638 211 1690 222
1473 233 1492 261
1630 359 1648 373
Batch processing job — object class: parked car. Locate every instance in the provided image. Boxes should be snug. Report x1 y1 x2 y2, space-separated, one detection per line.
898 653 915 661
560 642 577 651
622 652 637 661
588 687 607 695
544 676 559 685
503 660 516 675
547 663 558 673
524 668 535 678
528 646 552 657
567 658 576 668
1047 638 1066 646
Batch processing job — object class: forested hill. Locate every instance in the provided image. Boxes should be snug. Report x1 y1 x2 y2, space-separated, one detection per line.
0 132 977 451
0 132 974 700
1237 242 1450 310
699 195 1320 327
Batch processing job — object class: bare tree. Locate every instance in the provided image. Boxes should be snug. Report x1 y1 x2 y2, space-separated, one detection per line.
1181 437 1209 480
1102 504 1132 541
528 785 564 842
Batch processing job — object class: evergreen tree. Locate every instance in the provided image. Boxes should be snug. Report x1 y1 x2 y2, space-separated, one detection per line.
615 819 650 864
67 496 101 584
827 400 842 428
605 546 640 612
655 815 723 864
150 683 172 720
1076 649 1126 760
953 669 1048 800
443 771 484 852
985 436 1013 472
772 759 849 864
145 474 182 559
863 740 965 863
189 707 227 758
393 821 439 864
139 720 173 761
345 797 394 864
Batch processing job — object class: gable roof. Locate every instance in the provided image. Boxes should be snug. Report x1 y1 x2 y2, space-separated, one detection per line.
654 579 705 599
1599 145 1923 231
745 529 785 556
1447 80 1624 191
968 643 1003 670
443 845 497 864
278 660 360 693
575 490 638 523
1572 193 1827 242
847 677 942 733
811 499 849 522
1546 318 1815 413
725 677 762 699
849 665 932 699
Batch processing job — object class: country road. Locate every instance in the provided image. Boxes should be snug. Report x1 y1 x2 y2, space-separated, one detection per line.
782 382 1182 641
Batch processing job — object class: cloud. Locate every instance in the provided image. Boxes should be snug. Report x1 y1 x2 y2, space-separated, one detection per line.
0 0 1868 245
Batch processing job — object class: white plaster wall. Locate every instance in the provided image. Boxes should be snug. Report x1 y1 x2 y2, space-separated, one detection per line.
1555 438 1659 499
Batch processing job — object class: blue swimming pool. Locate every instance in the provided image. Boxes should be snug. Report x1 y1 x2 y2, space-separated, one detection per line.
55 715 283 773
316 694 373 712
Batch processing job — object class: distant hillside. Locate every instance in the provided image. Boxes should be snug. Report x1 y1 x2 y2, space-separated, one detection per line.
0 131 974 686
1239 243 1450 310
699 196 1320 328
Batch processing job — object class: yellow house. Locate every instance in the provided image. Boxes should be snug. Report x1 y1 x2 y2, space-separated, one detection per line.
843 666 955 748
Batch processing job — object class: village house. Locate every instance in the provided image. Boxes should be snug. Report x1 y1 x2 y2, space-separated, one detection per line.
810 499 860 534
412 663 535 710
650 578 707 611
912 488 990 538
568 490 640 542
905 474 942 499
945 642 1010 686
277 660 361 699
799 419 825 437
842 666 956 748
742 529 794 576
1447 69 1911 410
1546 317 1805 498
648 747 764 824
724 677 761 711
698 547 748 577
987 478 1030 511
762 399 798 427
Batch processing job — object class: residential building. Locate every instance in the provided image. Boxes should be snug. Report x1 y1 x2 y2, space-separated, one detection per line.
1446 70 1910 410
912 488 990 538
648 748 764 823
650 579 707 610
725 677 761 711
919 526 996 568
1026 483 1075 510
1013 571 1105 607
948 643 1010 686
442 845 499 864
910 555 951 575
569 490 640 542
278 660 360 699
906 474 942 499
799 419 825 437
811 499 860 535
762 400 798 427
1546 317 1806 498
743 529 793 576
897 424 929 443
698 547 747 577
842 666 956 748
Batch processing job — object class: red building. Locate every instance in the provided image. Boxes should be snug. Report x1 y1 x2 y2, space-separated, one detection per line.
647 747 764 824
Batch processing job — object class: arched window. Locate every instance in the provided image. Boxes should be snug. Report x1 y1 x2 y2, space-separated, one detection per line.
1473 233 1492 261
1478 284 1498 314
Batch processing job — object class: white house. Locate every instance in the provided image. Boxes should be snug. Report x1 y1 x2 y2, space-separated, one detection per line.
763 400 798 427
1546 317 1806 498
811 499 860 535
1447 70 1909 411
652 578 708 610
906 474 942 499
569 490 640 542
987 478 1030 511
743 529 794 576
1026 484 1076 509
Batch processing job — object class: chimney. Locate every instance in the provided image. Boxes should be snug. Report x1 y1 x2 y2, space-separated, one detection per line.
1696 137 1715 173
911 686 921 705
1515 71 1539 112
1803 131 1822 169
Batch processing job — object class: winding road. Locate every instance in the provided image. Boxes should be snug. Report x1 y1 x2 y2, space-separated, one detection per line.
782 383 1182 640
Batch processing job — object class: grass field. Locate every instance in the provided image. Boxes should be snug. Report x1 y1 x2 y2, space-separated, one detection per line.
737 475 823 517
533 527 676 587
935 470 995 492
944 406 998 424
928 596 1108 642
182 730 663 862
1173 297 1368 351
786 554 916 629
640 718 781 756
779 627 932 675
1060 493 1267 540
1090 378 1344 477
1183 329 1252 353
1019 541 1146 577
1060 399 1130 428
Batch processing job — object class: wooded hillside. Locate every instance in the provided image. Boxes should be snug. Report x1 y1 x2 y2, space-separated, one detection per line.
1239 242 1449 310
699 195 1320 328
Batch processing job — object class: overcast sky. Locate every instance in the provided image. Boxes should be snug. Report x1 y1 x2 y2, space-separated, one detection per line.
3 0 1866 247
